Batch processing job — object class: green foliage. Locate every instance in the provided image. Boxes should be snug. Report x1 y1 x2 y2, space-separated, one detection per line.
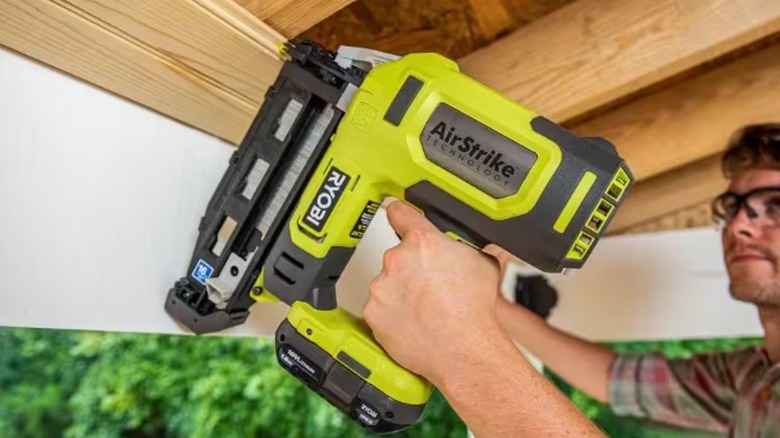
0 326 763 438
0 328 464 438
0 328 85 437
547 337 763 438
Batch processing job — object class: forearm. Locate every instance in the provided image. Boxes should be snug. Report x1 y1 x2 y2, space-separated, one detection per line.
432 324 605 438
496 299 616 402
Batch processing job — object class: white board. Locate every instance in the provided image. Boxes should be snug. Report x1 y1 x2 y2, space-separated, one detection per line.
0 47 281 336
0 47 762 342
512 228 763 341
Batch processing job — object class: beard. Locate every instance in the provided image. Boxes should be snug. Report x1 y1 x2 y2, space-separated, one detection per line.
726 242 780 306
729 274 780 306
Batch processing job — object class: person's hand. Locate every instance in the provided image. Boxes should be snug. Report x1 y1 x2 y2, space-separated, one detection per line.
362 200 504 386
362 203 607 438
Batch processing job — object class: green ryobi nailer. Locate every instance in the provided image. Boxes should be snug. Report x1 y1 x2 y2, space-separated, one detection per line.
165 40 634 433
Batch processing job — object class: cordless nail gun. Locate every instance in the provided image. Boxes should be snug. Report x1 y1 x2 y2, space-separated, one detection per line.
165 40 634 433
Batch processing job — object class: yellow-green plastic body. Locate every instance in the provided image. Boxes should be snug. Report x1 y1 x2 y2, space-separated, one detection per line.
253 52 632 406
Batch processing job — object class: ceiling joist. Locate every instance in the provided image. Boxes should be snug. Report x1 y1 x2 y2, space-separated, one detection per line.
573 43 780 182
235 0 357 38
458 0 780 124
573 38 780 234
0 0 353 144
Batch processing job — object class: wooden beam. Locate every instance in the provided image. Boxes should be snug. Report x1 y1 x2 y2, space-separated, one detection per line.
607 154 726 235
297 0 477 59
618 201 714 235
573 42 780 182
68 0 283 105
0 0 285 145
466 0 576 43
467 0 515 41
458 0 780 124
235 0 357 38
299 0 576 60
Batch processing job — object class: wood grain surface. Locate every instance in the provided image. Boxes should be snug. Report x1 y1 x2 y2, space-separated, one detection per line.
236 0 357 37
458 0 780 123
573 43 780 182
0 0 285 144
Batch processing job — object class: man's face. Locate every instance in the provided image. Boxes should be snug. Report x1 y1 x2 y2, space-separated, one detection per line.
721 168 780 306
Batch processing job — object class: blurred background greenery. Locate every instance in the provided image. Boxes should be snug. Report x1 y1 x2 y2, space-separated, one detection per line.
0 327 760 437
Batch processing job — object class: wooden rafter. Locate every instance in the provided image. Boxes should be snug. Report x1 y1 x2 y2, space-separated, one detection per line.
573 43 780 182
467 0 516 41
458 0 780 124
0 0 355 145
67 0 283 104
300 0 575 60
0 0 286 144
570 37 780 234
235 0 357 38
621 201 715 235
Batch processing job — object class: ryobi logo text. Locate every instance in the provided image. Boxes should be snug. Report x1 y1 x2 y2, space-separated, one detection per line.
421 103 537 198
303 167 350 232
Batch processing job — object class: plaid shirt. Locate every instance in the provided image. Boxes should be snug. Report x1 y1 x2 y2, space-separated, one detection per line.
609 346 780 437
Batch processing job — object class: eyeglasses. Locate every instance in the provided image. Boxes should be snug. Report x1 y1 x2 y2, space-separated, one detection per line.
712 186 780 229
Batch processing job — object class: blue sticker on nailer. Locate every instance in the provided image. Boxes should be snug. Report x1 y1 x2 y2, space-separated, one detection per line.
192 259 214 285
